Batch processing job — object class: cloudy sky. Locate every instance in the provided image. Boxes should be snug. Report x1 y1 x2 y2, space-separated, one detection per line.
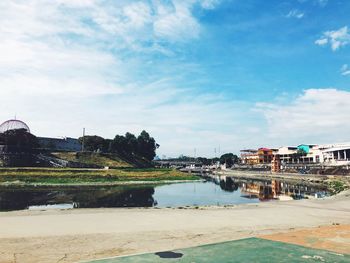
1 0 350 157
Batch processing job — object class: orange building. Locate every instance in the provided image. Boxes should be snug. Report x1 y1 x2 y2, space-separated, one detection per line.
240 148 275 165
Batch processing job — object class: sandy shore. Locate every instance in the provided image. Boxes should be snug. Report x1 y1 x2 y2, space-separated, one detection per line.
1 191 349 263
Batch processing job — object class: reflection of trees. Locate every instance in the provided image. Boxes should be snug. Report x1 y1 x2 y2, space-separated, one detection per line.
73 187 155 208
0 186 156 211
219 177 239 192
0 191 47 210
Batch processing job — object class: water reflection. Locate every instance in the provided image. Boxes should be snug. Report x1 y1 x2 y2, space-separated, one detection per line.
0 178 329 211
212 176 328 201
0 186 155 211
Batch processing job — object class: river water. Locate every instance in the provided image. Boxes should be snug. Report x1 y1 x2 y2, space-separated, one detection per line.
0 178 329 211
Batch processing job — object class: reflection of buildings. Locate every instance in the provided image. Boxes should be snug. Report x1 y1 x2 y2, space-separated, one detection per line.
240 180 324 201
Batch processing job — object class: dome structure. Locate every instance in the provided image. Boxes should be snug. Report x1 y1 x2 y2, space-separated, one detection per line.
0 119 30 134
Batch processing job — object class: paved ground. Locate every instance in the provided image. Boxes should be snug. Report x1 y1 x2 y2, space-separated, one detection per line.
262 224 350 255
90 237 350 263
90 225 350 263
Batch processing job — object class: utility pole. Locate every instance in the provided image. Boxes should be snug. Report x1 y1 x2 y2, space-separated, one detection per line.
81 128 85 152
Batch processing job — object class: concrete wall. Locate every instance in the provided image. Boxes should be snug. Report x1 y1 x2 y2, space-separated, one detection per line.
38 137 81 152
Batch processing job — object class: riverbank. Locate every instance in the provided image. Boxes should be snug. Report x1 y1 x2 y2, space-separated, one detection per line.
0 167 199 186
215 169 350 193
0 190 349 262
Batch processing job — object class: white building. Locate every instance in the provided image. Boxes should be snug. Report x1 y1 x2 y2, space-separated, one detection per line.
315 142 350 165
276 142 350 166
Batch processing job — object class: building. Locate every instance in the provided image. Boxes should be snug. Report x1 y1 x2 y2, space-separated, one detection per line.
271 155 281 173
275 143 350 166
277 145 316 164
0 119 36 166
240 148 275 165
0 119 81 152
315 142 350 165
240 149 259 165
38 137 81 152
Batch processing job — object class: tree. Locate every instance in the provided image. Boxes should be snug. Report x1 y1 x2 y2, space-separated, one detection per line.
219 153 239 168
111 135 127 154
79 135 106 152
137 130 159 161
125 132 138 155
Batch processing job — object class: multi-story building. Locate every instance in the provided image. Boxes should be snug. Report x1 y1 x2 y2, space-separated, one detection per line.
240 148 275 165
242 142 350 167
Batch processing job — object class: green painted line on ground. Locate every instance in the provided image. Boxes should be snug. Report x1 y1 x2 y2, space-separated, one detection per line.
89 237 349 263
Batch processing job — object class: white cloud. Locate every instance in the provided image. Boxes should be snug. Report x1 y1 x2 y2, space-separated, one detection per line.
0 0 219 98
315 26 350 51
286 9 304 19
154 2 201 42
315 38 328 46
256 89 350 143
200 0 221 9
340 64 350 76
1 0 256 157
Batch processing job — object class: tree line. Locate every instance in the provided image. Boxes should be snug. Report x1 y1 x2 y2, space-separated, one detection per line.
177 153 239 167
79 130 159 161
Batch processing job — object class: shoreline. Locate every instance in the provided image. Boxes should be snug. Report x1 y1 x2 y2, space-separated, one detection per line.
214 169 350 187
1 190 349 262
0 179 203 188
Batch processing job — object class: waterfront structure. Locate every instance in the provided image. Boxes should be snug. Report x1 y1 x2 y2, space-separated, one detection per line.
240 149 259 165
277 145 316 164
276 143 350 166
271 155 281 173
315 143 350 165
241 142 350 167
240 148 275 165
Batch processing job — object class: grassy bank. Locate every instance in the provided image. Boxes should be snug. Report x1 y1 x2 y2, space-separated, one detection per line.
50 152 153 168
51 152 132 167
0 167 199 185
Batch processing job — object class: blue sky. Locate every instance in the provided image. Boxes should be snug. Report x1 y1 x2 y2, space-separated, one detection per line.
0 0 350 157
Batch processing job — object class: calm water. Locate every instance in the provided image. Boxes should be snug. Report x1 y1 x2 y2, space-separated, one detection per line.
0 178 329 211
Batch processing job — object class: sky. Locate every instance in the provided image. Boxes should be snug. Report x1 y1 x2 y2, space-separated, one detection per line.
1 0 350 158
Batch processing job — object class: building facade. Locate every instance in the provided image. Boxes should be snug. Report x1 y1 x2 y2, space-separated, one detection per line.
240 148 275 165
241 142 350 167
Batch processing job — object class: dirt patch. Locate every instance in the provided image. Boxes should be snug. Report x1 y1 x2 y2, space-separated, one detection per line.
260 224 350 255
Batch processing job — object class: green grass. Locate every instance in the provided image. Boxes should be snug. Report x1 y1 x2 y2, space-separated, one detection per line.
0 167 199 185
327 180 349 194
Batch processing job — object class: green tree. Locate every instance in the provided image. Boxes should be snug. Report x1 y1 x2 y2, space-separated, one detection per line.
220 153 239 167
79 135 106 152
111 135 127 154
125 132 138 155
137 130 159 161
